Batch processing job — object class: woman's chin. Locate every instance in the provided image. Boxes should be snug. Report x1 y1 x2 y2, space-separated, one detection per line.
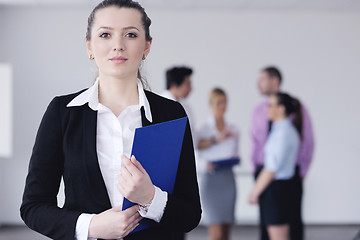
103 70 137 80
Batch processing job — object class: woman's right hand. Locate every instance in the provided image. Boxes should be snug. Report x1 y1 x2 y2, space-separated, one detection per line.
206 162 216 172
215 129 233 142
88 204 142 239
248 191 259 205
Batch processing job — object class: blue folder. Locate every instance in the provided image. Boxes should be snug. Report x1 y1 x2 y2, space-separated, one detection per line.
122 117 188 233
211 157 240 170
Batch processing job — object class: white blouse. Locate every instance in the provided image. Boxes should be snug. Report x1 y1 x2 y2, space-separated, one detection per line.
264 118 300 180
197 117 239 169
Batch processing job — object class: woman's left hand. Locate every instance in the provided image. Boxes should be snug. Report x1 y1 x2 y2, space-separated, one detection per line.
118 155 155 205
206 162 216 172
249 191 259 204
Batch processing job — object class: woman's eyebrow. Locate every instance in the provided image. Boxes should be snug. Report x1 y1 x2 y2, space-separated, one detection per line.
97 26 113 31
123 26 140 31
97 26 140 31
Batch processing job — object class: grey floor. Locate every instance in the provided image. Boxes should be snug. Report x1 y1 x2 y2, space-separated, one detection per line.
0 225 359 240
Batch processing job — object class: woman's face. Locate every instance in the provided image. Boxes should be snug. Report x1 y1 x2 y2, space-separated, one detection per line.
267 95 284 121
86 7 151 80
211 95 227 118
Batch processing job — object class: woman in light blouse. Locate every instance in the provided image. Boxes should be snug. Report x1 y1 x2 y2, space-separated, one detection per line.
249 92 302 240
197 88 239 240
20 1 201 239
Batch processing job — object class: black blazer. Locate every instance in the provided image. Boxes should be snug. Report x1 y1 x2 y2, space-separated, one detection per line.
20 90 201 240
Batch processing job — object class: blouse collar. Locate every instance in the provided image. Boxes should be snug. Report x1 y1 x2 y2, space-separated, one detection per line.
66 77 152 122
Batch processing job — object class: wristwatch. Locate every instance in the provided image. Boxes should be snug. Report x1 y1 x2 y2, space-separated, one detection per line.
139 201 152 214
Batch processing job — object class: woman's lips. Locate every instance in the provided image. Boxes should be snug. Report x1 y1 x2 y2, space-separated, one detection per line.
110 56 128 64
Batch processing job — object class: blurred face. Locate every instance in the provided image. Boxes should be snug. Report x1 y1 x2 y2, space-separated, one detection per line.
211 95 227 118
177 76 192 99
86 7 151 80
267 95 285 121
257 71 278 96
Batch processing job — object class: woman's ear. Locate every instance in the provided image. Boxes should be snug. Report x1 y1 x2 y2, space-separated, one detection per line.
144 39 152 57
86 40 92 56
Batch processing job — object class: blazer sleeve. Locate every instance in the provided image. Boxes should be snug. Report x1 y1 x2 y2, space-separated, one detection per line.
20 97 82 240
158 102 202 232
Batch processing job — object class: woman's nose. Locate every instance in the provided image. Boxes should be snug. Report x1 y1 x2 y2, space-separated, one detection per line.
113 37 125 52
114 46 124 52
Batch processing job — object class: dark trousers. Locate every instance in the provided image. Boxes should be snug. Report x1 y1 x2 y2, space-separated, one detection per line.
256 166 304 240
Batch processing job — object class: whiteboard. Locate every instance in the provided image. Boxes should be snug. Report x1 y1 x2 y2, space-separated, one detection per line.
0 64 12 158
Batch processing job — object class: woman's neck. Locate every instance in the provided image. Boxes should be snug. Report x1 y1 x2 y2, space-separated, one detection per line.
98 73 139 116
273 115 286 123
215 115 225 131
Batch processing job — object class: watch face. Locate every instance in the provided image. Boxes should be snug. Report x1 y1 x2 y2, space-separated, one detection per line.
141 201 152 207
141 203 150 208
139 204 150 214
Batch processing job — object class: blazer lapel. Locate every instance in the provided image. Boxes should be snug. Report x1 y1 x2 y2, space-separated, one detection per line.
140 106 153 127
83 106 112 211
142 91 159 127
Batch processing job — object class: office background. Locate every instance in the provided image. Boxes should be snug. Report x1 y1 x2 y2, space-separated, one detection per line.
0 0 359 227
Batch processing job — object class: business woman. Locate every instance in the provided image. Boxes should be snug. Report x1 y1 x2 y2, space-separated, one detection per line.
20 1 201 239
249 92 302 240
197 88 239 240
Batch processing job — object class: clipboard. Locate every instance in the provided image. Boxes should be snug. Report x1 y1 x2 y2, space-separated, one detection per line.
211 157 240 170
122 117 188 233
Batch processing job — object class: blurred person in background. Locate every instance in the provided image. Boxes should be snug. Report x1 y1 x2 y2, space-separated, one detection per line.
161 66 197 143
250 66 314 240
249 92 302 240
197 88 239 240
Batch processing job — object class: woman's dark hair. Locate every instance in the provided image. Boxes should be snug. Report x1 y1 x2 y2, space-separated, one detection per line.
86 0 152 88
86 0 152 42
275 92 303 139
166 66 193 89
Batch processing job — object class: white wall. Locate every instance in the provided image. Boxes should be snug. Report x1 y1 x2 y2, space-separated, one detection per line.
0 6 5 225
0 5 359 225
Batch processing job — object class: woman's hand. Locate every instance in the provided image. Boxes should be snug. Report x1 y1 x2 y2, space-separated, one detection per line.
249 190 259 204
249 169 275 205
88 205 142 239
206 162 216 172
118 155 155 205
215 128 234 142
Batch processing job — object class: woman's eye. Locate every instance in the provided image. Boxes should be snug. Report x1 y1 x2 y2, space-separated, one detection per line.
99 33 110 38
126 33 137 38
